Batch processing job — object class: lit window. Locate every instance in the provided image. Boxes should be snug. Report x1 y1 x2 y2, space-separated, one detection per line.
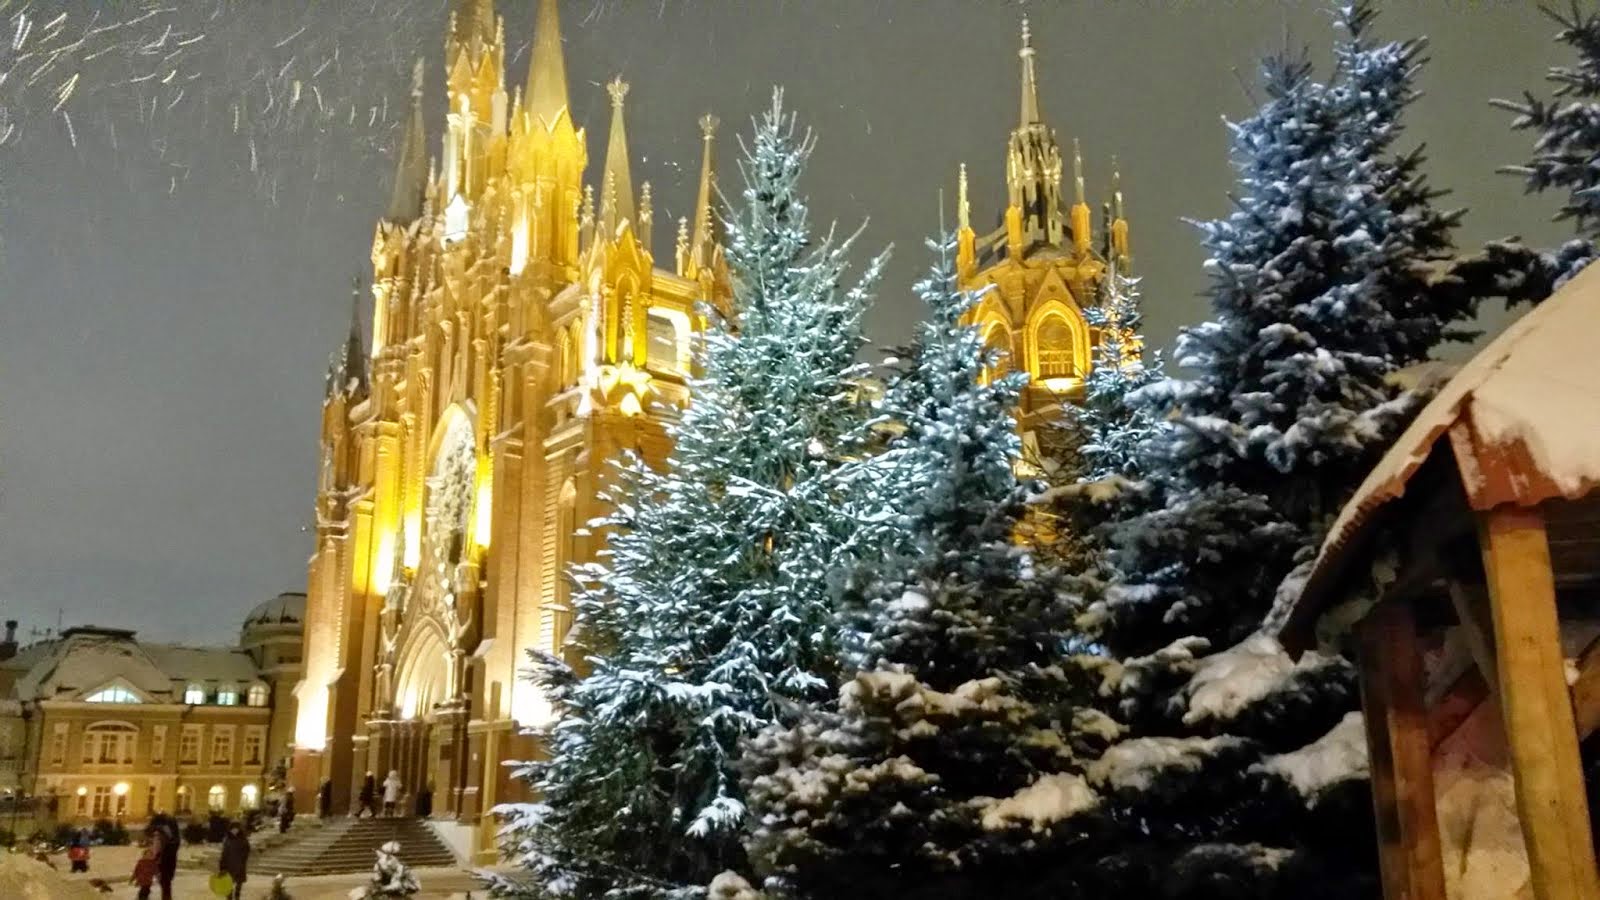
179 727 201 765
646 311 689 374
240 784 259 810
49 725 67 766
242 729 263 767
175 786 193 814
246 684 269 708
216 685 239 706
75 787 87 816
184 683 206 705
211 730 233 767
1035 314 1076 380
92 786 111 817
83 723 137 765
444 193 469 242
84 685 140 704
207 785 226 812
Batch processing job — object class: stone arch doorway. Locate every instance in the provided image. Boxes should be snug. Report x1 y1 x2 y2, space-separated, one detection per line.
388 622 450 815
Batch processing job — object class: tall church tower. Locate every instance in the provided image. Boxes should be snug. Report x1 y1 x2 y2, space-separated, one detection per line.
291 0 723 862
956 18 1133 464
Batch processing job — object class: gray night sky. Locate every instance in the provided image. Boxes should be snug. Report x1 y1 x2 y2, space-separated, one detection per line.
0 1 1570 645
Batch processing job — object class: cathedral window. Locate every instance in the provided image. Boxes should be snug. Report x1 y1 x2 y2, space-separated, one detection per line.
980 321 1013 385
646 310 690 375
1034 313 1077 380
444 193 470 243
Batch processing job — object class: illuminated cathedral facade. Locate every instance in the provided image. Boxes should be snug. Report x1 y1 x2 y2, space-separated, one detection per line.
290 1 1127 861
289 0 725 860
957 18 1134 462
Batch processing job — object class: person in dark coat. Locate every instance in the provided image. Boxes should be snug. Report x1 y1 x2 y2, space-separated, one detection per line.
278 786 296 834
149 812 179 900
132 823 163 900
357 771 377 818
317 777 333 818
218 820 249 900
415 782 433 819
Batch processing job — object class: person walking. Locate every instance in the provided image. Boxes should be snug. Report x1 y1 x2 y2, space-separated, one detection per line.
382 770 402 818
218 820 250 900
66 829 89 873
278 786 296 834
317 777 332 819
357 771 377 818
152 812 179 900
132 823 163 900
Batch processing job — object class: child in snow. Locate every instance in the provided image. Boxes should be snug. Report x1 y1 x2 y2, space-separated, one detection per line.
67 830 90 873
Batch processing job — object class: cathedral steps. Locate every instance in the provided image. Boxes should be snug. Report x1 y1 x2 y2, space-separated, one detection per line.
248 816 460 877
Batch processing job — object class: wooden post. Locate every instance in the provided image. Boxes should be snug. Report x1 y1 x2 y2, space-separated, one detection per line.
1358 600 1448 900
1479 504 1600 900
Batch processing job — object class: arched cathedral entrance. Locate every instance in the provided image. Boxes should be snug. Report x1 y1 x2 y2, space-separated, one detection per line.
366 407 484 817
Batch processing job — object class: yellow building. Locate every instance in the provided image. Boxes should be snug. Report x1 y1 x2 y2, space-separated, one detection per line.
956 17 1134 462
0 596 305 823
288 0 724 861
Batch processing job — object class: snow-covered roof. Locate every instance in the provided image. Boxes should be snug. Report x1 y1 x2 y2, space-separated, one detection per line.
1275 262 1600 641
243 592 306 629
8 629 264 702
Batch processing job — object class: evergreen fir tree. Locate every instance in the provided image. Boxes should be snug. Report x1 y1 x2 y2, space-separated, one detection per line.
1497 3 1600 238
490 90 887 900
1076 263 1161 485
1096 2 1470 656
736 236 1116 900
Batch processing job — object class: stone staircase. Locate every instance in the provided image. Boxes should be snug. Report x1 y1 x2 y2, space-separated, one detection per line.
249 817 459 877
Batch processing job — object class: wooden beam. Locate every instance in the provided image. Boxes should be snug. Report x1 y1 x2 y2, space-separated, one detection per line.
1479 504 1600 900
1358 600 1448 900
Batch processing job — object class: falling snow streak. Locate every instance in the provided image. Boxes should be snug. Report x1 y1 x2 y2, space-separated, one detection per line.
1 0 658 210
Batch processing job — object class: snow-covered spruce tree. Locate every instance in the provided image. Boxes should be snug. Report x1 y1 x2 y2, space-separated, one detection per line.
1076 263 1162 485
1479 1 1600 293
735 236 1119 900
1096 2 1472 658
489 90 887 900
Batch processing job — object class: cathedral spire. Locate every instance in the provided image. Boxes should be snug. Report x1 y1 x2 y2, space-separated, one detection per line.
449 0 495 57
387 59 428 223
328 277 370 398
525 0 570 128
599 77 636 238
1019 17 1041 127
687 113 720 273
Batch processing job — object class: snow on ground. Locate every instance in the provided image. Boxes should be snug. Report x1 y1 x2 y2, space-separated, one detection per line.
1253 711 1368 797
48 844 495 899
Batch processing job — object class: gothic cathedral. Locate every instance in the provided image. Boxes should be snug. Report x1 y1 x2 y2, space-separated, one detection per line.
957 18 1133 465
290 2 1128 862
290 0 726 861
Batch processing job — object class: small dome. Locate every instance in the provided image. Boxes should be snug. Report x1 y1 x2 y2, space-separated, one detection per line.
243 593 307 630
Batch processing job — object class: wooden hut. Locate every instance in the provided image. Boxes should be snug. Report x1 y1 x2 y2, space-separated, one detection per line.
1276 264 1600 900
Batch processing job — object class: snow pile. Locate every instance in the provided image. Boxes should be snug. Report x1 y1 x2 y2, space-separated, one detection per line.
708 871 765 900
1254 711 1368 797
1181 633 1333 727
978 772 1099 832
0 853 105 900
1088 735 1245 793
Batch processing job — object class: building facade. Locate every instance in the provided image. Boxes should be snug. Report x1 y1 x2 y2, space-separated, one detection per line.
289 0 725 861
0 594 304 823
955 18 1134 462
291 2 1130 863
